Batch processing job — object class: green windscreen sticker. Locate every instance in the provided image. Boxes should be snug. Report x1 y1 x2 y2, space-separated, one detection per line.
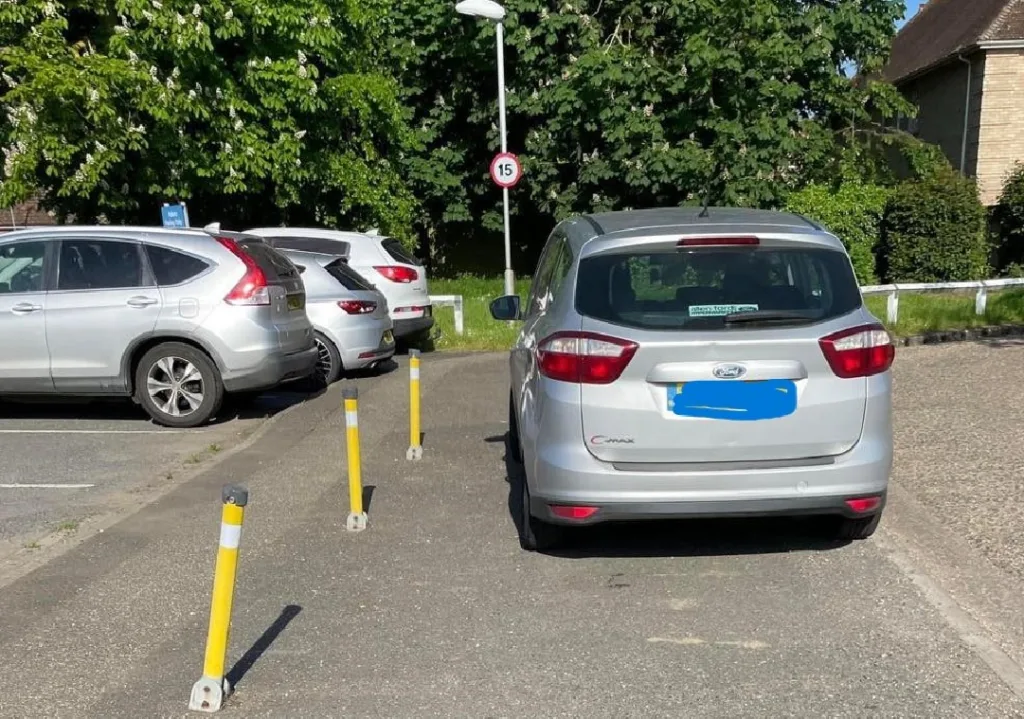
688 304 759 317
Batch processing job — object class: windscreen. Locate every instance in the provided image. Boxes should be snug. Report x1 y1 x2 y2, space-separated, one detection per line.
575 246 862 330
325 259 376 291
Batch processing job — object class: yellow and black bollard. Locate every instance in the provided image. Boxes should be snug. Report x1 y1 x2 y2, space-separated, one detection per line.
189 485 248 713
406 350 423 461
344 387 368 532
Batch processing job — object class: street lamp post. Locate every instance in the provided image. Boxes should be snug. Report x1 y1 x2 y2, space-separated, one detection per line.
455 0 516 297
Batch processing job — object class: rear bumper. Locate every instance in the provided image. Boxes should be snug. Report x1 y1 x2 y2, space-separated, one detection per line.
529 436 891 526
222 344 317 392
321 317 395 371
338 334 396 370
530 493 888 525
393 311 434 339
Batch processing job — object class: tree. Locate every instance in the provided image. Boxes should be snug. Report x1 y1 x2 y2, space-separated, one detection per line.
388 0 909 273
0 0 415 240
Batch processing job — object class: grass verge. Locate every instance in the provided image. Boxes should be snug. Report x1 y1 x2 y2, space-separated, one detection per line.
429 275 1024 352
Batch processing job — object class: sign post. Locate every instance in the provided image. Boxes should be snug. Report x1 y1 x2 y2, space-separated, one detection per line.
161 203 190 228
490 152 521 297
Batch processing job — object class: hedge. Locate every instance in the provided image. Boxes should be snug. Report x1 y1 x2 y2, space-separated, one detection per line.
879 170 989 283
785 182 888 285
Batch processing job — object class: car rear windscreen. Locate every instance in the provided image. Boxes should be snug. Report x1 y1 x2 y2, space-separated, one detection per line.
325 259 376 291
238 240 301 283
382 238 421 267
575 246 862 330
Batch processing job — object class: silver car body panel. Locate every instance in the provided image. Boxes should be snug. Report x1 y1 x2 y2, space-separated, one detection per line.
508 208 893 522
0 226 316 396
279 249 395 370
244 227 433 337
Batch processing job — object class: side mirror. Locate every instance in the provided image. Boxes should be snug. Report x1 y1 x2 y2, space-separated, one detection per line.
295 265 306 275
489 294 522 321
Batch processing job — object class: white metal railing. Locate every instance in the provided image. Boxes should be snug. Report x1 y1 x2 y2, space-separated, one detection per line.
429 294 464 335
433 279 1024 335
860 278 1024 324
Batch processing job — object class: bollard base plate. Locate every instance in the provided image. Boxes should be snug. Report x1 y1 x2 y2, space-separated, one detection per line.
346 511 368 532
406 445 423 461
188 676 231 713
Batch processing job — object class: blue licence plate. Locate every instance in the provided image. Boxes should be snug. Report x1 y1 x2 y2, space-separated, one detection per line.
667 380 798 421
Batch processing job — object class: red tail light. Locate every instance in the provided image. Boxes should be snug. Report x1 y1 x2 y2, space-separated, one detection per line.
216 236 270 306
846 496 882 514
536 331 638 384
819 324 895 378
550 505 599 521
678 236 759 247
374 265 418 283
338 300 377 315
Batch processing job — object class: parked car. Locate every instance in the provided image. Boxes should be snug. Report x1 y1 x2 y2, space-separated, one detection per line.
243 227 434 342
0 226 317 427
491 207 894 551
278 247 395 384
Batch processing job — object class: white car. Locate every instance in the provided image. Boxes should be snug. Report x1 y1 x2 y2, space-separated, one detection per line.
244 227 433 342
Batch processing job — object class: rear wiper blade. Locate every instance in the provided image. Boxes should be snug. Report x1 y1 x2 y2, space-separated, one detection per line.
723 310 817 325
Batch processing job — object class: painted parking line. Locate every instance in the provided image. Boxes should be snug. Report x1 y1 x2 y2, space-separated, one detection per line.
0 484 96 489
0 429 192 435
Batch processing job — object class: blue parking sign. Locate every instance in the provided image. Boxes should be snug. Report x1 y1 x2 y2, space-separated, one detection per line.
161 203 190 228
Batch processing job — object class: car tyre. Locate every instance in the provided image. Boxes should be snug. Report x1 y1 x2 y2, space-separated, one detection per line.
835 512 882 541
520 475 563 552
507 391 523 465
135 342 224 428
312 332 343 387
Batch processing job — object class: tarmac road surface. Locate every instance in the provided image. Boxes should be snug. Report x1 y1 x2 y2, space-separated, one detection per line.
1 343 1024 718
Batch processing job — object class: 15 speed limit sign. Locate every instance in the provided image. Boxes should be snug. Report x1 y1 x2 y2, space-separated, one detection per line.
490 152 522 189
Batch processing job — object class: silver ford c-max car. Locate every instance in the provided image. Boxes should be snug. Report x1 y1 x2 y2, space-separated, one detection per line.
490 207 894 551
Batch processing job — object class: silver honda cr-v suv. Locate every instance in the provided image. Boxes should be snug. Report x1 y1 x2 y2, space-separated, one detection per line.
491 207 894 551
0 226 317 427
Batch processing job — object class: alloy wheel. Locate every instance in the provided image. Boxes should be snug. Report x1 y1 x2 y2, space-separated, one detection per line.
314 337 333 384
146 356 206 418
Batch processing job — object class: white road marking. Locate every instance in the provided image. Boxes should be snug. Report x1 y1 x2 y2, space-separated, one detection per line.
0 429 191 434
647 636 769 650
0 483 95 489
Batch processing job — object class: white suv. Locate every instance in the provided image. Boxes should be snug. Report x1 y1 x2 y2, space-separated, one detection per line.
245 227 433 342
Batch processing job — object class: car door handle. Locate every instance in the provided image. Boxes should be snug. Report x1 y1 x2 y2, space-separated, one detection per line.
126 296 159 308
10 302 42 314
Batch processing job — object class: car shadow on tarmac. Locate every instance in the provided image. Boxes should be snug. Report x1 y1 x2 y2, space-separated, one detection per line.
488 433 848 559
0 387 321 426
0 359 400 427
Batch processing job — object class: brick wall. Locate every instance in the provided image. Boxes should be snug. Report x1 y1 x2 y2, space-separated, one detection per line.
1 196 56 231
976 48 1024 205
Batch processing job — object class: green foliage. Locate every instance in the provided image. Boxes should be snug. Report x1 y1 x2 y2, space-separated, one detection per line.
0 0 416 242
785 182 888 284
388 0 908 271
837 128 954 187
992 163 1024 271
880 170 990 283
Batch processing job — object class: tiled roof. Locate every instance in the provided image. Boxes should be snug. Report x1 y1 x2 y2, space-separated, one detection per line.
884 0 1024 84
